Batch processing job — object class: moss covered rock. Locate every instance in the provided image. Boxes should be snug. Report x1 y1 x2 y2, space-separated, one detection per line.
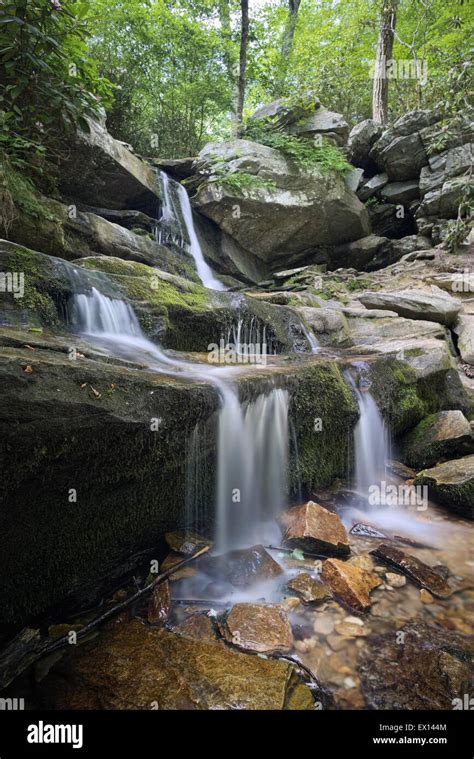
401 410 474 468
414 454 474 519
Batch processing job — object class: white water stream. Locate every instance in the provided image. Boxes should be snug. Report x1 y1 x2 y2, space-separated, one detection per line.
70 286 288 551
157 170 226 291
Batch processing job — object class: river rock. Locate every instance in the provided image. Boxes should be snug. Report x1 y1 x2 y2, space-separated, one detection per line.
454 315 474 365
164 531 212 556
200 545 283 589
358 619 473 709
286 573 331 605
44 620 313 709
321 558 382 612
281 501 350 557
173 613 220 644
385 572 407 588
193 139 370 273
147 580 171 626
222 603 293 654
401 411 474 468
414 454 474 519
359 286 462 326
371 544 453 598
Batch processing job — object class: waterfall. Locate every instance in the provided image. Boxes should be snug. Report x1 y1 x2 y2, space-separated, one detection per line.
70 285 290 549
302 323 319 353
71 287 142 336
347 363 390 499
216 386 289 552
157 170 226 291
225 316 277 356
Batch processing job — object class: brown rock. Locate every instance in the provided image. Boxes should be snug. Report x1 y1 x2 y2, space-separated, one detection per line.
287 573 331 605
358 619 474 709
147 580 171 626
44 620 314 709
164 531 212 556
201 545 283 589
223 603 293 654
282 501 350 557
371 543 453 598
160 551 198 581
173 613 220 644
321 558 382 612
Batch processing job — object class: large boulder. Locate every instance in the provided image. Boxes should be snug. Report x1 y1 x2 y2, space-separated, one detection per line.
193 140 370 272
44 620 314 709
222 603 293 654
414 454 474 519
401 410 474 469
359 286 462 326
369 109 441 180
368 202 415 238
58 117 160 214
332 234 394 271
347 119 382 170
287 109 349 146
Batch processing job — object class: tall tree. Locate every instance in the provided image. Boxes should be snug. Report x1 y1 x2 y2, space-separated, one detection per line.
372 0 399 124
236 0 249 136
275 0 302 94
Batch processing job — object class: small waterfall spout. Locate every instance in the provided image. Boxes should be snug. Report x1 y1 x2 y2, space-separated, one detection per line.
216 386 289 552
347 363 390 500
157 170 226 291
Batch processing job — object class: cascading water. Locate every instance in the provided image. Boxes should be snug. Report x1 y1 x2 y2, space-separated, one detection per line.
347 363 390 500
216 386 289 552
70 285 290 550
157 170 226 291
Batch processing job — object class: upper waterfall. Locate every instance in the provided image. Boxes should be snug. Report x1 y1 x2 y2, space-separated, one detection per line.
157 170 226 291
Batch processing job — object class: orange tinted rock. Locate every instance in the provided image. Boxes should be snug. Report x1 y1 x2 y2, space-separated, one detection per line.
287 573 331 604
322 558 382 612
282 501 350 557
223 603 293 654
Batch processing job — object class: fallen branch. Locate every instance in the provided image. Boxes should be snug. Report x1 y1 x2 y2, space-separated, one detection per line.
0 546 209 690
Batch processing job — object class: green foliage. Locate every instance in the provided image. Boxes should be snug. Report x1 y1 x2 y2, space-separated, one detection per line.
0 152 54 236
0 0 111 172
208 168 276 192
246 122 351 176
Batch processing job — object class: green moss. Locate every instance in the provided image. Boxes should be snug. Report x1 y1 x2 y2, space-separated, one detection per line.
288 362 358 491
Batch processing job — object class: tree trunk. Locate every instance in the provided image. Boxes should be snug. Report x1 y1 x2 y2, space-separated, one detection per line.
275 0 301 95
235 0 249 137
372 0 398 124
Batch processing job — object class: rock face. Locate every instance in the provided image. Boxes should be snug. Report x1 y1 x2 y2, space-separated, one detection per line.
193 140 370 273
454 315 474 365
164 531 212 556
222 603 293 653
369 109 441 181
44 620 314 709
401 411 474 468
321 558 382 612
414 454 474 519
281 501 350 556
359 286 461 326
58 117 160 214
371 544 453 598
286 573 331 604
332 234 394 271
347 120 382 170
358 619 473 710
